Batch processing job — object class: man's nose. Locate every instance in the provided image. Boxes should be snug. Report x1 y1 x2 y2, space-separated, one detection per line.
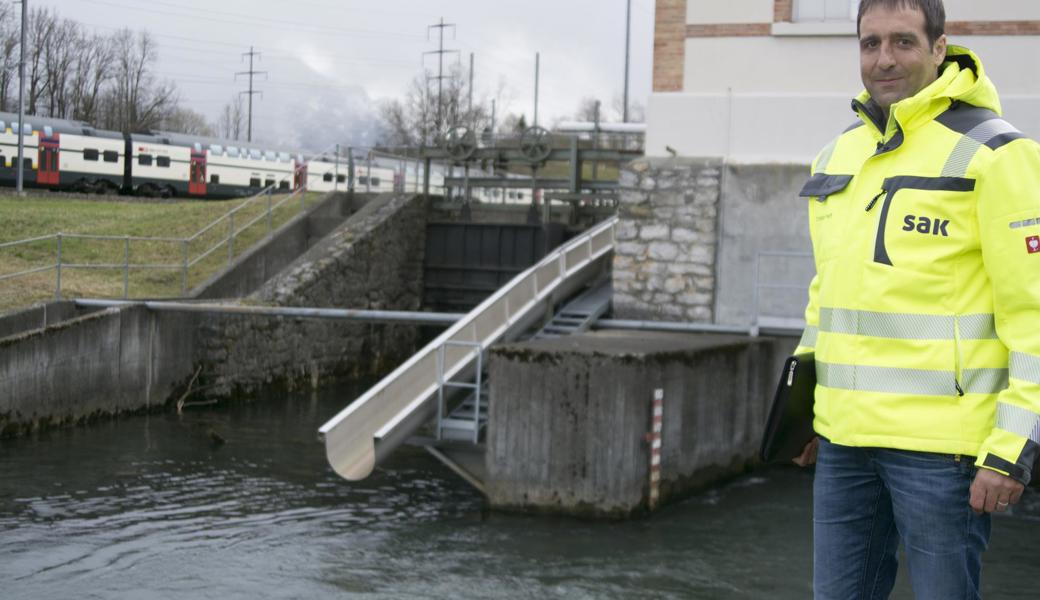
878 42 897 69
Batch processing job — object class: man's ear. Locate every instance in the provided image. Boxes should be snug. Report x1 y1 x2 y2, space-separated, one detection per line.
932 34 948 66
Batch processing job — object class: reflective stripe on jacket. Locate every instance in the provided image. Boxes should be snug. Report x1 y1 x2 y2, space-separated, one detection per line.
796 46 1040 485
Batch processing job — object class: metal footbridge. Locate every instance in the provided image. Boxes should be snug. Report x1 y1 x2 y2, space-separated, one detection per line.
318 217 618 482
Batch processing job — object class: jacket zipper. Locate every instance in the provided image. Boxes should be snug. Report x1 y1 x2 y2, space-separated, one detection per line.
865 189 886 212
953 318 965 397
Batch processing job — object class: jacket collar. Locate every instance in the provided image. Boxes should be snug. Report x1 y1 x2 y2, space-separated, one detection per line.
850 45 1000 142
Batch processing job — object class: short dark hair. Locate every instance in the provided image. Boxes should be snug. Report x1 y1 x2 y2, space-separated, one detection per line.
857 0 946 47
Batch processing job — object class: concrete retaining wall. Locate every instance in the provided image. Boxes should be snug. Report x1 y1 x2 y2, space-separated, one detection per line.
0 193 430 436
0 306 197 436
197 192 429 397
485 331 789 518
192 191 366 300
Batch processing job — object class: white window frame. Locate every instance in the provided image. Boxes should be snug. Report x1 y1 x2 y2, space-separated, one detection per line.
795 0 860 23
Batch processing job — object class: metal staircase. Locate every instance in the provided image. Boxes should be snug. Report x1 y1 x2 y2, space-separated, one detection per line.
534 278 612 339
318 217 617 483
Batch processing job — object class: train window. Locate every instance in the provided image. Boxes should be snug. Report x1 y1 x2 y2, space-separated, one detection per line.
337 175 346 184
210 174 220 184
43 126 53 137
138 154 153 166
210 144 223 155
371 178 381 187
323 173 333 182
0 121 5 131
23 158 32 170
103 150 118 162
83 148 99 161
264 151 277 161
156 156 170 167
264 178 275 187
249 177 261 187
12 123 31 135
194 143 202 152
358 176 368 185
278 152 290 162
227 146 239 157
278 180 290 190
249 149 262 160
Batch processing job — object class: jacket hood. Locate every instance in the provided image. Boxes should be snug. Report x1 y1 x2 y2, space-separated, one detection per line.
853 45 1002 135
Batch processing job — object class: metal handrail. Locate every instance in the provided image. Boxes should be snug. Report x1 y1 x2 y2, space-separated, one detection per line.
751 250 813 335
319 216 618 482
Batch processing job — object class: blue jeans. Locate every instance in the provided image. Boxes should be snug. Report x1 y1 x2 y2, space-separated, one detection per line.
813 438 991 600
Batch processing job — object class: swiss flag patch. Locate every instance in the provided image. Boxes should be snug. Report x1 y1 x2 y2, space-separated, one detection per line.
1028 235 1040 254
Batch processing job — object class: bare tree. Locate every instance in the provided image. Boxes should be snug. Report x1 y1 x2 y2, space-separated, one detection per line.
216 94 245 140
26 7 57 116
69 33 115 124
378 64 493 148
0 5 17 113
106 28 177 132
574 97 604 122
161 106 213 136
44 19 81 118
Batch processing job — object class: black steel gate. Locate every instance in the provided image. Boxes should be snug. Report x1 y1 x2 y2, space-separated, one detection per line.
423 222 566 311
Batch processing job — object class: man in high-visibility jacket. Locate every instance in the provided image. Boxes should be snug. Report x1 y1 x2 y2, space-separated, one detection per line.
792 0 1039 597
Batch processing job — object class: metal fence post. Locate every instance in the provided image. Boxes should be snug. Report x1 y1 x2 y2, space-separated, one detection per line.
55 233 62 300
228 213 234 266
123 235 130 299
267 188 273 235
181 239 189 296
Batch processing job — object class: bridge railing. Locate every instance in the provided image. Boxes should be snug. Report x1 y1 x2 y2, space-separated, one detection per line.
319 215 618 482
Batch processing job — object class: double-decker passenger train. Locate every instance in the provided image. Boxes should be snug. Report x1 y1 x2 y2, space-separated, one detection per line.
0 111 399 199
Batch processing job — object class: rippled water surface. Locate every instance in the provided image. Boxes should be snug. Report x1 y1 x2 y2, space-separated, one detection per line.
2 382 1039 599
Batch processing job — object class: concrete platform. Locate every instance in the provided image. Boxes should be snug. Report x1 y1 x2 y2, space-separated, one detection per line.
485 330 790 518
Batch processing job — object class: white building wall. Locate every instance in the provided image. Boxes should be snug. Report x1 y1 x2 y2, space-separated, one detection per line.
686 0 773 24
650 1 1040 162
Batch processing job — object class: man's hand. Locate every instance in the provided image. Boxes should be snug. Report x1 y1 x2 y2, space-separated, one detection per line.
969 468 1026 514
793 437 820 467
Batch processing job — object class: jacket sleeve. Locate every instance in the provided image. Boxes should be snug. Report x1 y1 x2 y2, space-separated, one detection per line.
974 139 1040 486
795 161 823 355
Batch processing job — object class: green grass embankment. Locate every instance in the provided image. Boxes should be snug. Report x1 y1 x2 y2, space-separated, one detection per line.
0 192 323 311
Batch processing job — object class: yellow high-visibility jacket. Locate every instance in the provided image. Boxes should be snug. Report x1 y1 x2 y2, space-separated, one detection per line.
796 46 1040 484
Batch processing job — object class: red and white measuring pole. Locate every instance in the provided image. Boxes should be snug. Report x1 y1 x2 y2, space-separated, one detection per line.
648 388 664 510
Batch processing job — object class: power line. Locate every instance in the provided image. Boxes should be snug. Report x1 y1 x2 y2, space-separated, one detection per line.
236 47 266 142
424 17 458 136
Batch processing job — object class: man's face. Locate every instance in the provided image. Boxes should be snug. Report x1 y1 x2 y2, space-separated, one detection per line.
859 4 947 113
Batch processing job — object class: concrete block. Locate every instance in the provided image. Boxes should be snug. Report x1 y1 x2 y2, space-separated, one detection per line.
486 331 784 518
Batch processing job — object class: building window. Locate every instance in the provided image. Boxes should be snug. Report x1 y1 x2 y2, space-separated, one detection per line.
83 148 99 161
157 156 171 168
138 154 153 166
795 0 859 22
103 150 119 163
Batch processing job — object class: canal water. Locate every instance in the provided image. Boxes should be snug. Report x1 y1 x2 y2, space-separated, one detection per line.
2 381 1038 599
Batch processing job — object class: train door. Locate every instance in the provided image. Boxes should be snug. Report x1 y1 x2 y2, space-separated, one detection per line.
189 152 207 196
38 133 60 186
294 162 307 191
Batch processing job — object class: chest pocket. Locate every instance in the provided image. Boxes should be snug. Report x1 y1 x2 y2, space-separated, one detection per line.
800 173 854 202
800 173 855 262
871 176 977 269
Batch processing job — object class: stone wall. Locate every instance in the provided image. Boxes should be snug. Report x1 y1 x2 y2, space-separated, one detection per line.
613 157 723 322
198 193 429 397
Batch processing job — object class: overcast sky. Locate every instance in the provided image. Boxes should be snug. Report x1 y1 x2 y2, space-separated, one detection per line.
43 0 655 150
